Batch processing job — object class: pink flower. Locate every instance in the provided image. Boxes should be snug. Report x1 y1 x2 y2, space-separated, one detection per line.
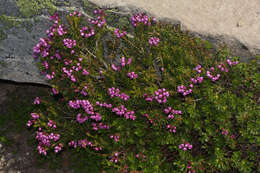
179 142 192 151
27 120 33 127
54 143 63 153
121 56 126 66
31 113 40 119
47 120 56 128
82 69 90 75
33 97 40 104
111 64 118 71
127 58 132 65
149 37 160 46
128 72 138 79
114 28 127 38
77 113 88 123
52 88 59 95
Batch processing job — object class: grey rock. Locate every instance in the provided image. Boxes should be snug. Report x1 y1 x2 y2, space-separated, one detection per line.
89 0 260 62
6 158 15 168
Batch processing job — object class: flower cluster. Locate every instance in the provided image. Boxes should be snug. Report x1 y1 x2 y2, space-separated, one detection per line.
217 62 229 72
227 59 239 66
110 152 120 163
194 64 202 73
54 143 63 153
111 56 132 71
112 105 136 120
73 63 82 72
108 87 130 101
52 88 59 95
43 60 49 69
80 26 95 38
36 130 61 155
69 100 95 116
96 101 112 108
90 113 102 122
206 67 221 82
143 88 169 103
177 85 193 96
69 11 82 17
47 120 57 128
63 38 76 49
221 128 229 136
179 142 192 151
143 94 154 102
49 12 59 23
57 24 67 36
187 162 196 173
166 124 176 133
190 76 204 84
114 28 127 38
46 71 55 80
80 85 88 96
55 51 61 59
127 72 138 79
76 113 88 123
149 37 160 46
178 60 238 97
26 113 40 127
131 13 151 27
110 134 120 142
31 112 40 119
64 58 72 66
164 106 182 119
154 88 169 104
33 97 40 105
33 37 51 58
142 113 153 124
62 67 77 82
92 122 110 131
46 24 57 38
69 139 103 151
82 69 90 75
88 9 106 27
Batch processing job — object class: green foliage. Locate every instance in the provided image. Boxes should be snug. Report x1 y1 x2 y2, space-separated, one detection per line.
28 9 260 173
16 0 57 18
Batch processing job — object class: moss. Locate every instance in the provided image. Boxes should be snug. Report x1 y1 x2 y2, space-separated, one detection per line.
83 0 90 8
0 15 21 29
0 14 40 33
0 29 7 40
16 0 58 18
0 61 8 68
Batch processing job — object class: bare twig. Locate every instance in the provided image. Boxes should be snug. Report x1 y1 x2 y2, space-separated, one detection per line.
82 48 96 58
192 98 203 102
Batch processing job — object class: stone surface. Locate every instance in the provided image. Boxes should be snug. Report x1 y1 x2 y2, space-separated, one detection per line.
0 0 259 85
89 0 260 60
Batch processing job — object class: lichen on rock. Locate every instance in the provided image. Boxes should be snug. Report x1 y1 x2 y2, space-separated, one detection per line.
16 0 57 18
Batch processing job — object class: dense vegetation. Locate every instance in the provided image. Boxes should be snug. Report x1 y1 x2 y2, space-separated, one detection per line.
29 9 260 173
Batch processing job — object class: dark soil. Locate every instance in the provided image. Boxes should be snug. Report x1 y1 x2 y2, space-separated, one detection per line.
0 81 74 173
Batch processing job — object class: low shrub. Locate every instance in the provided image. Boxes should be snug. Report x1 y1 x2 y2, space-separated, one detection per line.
28 8 260 173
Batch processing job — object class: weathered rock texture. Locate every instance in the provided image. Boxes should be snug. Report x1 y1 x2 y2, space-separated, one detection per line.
89 0 260 60
0 0 259 85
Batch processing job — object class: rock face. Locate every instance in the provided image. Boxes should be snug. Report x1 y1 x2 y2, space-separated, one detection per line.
89 0 260 60
0 0 259 85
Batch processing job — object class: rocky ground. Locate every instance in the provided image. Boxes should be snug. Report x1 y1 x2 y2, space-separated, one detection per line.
0 81 74 173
